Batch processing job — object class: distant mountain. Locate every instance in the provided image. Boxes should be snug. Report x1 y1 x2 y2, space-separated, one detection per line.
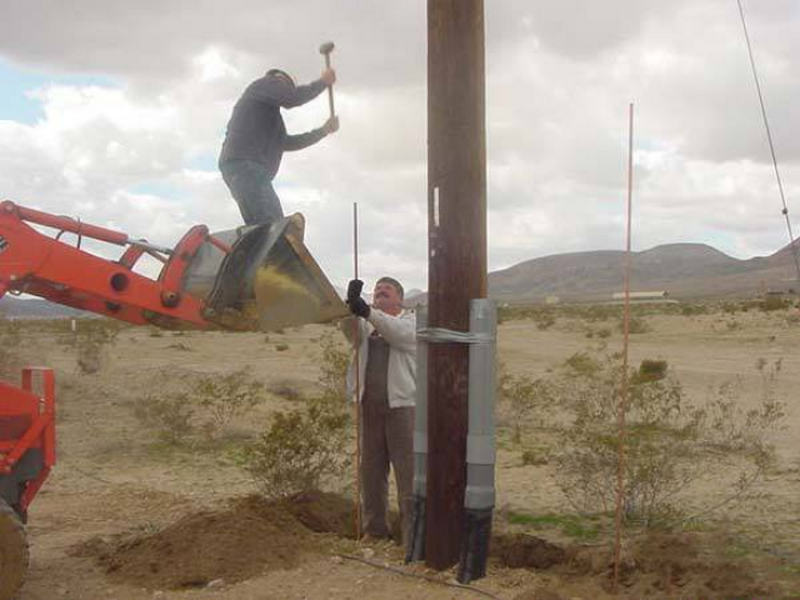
0 297 95 319
5 242 798 318
489 241 799 302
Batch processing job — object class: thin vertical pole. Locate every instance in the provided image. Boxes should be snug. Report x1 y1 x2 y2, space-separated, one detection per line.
613 102 634 590
353 201 362 541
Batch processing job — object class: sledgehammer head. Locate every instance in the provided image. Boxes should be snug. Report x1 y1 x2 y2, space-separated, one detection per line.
319 41 335 56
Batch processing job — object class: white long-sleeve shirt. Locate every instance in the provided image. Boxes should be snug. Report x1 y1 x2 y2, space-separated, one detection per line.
341 308 417 408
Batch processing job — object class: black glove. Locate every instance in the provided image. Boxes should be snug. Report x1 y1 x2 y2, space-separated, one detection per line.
346 279 370 318
347 279 364 303
349 296 370 318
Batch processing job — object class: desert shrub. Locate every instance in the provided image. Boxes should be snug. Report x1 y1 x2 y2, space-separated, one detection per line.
134 392 195 445
242 395 350 499
496 305 508 325
564 351 601 376
268 380 303 401
521 448 550 466
548 354 785 526
725 319 742 331
239 332 353 498
59 319 121 373
275 343 289 352
638 359 668 382
134 368 266 445
624 316 651 334
680 304 707 316
194 369 266 440
500 372 554 444
721 302 739 314
566 304 620 322
317 332 349 402
535 313 556 330
761 295 789 312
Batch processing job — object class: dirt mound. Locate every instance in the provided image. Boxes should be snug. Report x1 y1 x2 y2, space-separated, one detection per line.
492 533 568 569
568 531 772 599
285 490 357 538
626 532 771 599
74 491 355 590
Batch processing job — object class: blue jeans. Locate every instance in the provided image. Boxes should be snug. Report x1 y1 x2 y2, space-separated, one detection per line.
220 160 284 226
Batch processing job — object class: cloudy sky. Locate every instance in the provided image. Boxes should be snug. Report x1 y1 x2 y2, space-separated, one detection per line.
1 0 799 291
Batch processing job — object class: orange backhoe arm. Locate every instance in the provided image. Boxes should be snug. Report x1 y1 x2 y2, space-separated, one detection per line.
0 200 227 328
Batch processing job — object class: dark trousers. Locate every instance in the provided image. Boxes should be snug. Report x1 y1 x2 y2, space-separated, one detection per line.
361 399 415 546
220 159 284 226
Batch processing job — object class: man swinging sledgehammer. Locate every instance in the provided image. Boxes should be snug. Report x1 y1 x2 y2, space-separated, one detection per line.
219 42 339 226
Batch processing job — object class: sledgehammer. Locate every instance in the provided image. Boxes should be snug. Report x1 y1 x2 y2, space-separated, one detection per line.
319 41 336 119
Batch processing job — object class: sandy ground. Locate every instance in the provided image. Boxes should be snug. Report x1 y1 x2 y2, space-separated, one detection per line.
6 306 800 599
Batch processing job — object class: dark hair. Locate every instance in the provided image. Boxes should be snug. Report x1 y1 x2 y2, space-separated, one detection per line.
377 276 404 299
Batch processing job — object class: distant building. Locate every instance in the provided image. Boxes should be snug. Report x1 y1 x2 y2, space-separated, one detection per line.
612 290 669 301
545 295 560 305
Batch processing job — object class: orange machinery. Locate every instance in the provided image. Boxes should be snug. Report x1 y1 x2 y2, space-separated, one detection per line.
0 367 55 600
0 200 347 599
0 200 346 330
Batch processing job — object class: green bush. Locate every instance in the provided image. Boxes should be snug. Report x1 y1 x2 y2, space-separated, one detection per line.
194 369 266 440
761 295 789 312
242 395 350 499
550 355 785 526
317 332 349 402
500 372 554 445
564 351 602 376
134 368 266 445
134 392 195 445
637 359 668 382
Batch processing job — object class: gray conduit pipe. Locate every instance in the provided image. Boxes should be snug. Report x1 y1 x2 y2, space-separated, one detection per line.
405 305 428 563
457 299 497 583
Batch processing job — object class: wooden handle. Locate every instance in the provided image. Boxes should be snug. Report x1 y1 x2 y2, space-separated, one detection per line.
324 53 335 118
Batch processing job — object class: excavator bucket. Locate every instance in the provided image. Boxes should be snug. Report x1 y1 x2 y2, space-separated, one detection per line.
182 214 348 332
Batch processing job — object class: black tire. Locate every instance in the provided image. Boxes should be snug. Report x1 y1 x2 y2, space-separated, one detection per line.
0 498 28 600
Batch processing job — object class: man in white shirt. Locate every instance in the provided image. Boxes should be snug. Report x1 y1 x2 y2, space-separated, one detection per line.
342 277 416 546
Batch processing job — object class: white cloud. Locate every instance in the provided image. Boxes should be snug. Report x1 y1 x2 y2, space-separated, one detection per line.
1 1 800 294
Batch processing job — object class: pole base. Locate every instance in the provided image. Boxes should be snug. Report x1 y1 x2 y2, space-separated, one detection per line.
457 507 493 583
405 495 427 563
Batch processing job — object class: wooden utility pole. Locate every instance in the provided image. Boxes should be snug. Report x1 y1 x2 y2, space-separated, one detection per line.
426 0 487 570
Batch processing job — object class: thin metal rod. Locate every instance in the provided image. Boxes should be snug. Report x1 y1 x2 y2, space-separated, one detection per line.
613 102 634 591
353 201 362 540
736 0 800 282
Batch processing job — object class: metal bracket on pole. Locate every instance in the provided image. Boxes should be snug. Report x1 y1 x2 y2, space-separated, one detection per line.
407 300 497 578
